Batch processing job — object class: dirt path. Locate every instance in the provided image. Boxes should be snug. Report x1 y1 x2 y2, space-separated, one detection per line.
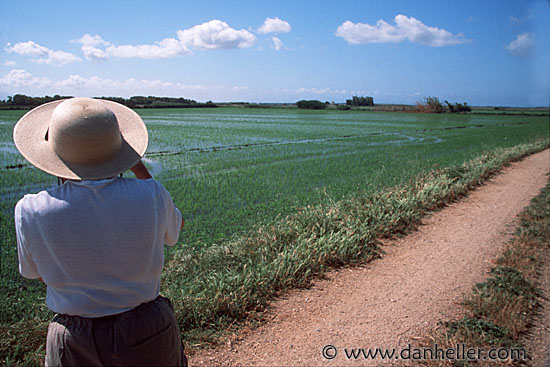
190 149 550 367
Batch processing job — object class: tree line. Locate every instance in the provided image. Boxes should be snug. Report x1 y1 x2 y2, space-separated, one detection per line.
1 94 72 108
0 94 218 109
296 95 375 110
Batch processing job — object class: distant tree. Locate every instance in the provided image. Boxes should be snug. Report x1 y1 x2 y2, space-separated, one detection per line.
296 100 326 109
346 96 374 107
459 102 471 112
12 94 32 106
98 96 128 106
0 94 71 108
444 100 455 113
129 96 149 106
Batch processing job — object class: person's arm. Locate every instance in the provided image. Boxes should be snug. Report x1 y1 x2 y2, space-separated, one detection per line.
130 159 153 179
134 162 185 230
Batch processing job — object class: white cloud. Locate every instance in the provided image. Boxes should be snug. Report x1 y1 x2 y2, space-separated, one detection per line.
5 41 81 65
1 20 262 66
72 20 256 61
508 15 522 25
336 20 403 44
81 45 109 61
106 37 190 59
5 41 49 56
0 69 249 101
296 87 347 95
178 20 256 50
37 50 81 65
4 60 16 66
73 33 189 60
73 34 111 61
335 14 469 47
53 74 250 100
54 74 171 92
0 69 51 88
508 14 532 25
505 32 534 56
272 36 283 51
75 34 110 47
258 17 291 34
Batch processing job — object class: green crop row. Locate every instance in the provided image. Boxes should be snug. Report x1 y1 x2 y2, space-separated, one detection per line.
2 108 548 253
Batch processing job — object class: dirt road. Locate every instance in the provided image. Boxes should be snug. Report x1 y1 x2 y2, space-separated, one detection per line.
190 149 550 366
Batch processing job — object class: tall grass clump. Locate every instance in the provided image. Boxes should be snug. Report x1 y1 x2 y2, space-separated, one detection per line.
419 175 550 366
164 139 549 343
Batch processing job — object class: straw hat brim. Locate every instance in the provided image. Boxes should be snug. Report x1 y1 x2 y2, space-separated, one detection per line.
13 99 148 180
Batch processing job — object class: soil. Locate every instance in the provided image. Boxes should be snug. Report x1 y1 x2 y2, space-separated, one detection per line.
189 149 550 367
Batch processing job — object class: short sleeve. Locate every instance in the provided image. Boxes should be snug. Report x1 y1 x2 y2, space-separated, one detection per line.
157 182 182 246
165 207 182 246
15 200 41 279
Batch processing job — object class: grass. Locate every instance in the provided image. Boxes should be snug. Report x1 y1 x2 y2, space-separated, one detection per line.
419 175 550 366
0 106 548 365
163 139 549 346
2 108 548 253
1 321 48 367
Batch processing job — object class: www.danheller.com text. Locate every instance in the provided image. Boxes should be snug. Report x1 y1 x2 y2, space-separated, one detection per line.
321 344 527 361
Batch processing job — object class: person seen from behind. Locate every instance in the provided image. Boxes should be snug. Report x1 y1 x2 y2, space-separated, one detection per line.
13 97 187 366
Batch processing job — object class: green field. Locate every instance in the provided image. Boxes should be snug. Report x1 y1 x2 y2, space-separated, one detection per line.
0 107 548 362
2 108 548 254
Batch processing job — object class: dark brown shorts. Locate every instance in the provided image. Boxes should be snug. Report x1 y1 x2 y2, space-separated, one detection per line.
45 296 187 366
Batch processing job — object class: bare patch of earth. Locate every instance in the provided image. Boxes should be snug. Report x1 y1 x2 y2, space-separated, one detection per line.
190 149 550 367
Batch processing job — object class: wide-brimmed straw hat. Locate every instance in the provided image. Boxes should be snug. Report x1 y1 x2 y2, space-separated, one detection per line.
13 97 148 180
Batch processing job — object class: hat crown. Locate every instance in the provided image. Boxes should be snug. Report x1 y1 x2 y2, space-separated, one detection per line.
49 98 122 165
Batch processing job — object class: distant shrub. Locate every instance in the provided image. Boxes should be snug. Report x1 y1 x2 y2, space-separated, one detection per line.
296 100 326 110
416 96 444 113
338 104 351 111
445 100 472 113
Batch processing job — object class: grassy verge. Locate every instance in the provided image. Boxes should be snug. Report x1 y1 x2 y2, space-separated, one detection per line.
163 139 549 347
419 176 550 365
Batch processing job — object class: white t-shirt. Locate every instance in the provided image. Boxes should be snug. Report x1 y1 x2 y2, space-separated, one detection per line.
15 177 182 317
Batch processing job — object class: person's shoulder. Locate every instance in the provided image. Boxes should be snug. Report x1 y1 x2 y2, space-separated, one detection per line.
147 178 167 190
119 177 161 186
16 188 55 205
15 189 54 215
15 194 32 214
118 177 167 192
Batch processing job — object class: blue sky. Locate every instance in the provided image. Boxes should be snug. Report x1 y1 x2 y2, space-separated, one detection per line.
1 1 548 106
